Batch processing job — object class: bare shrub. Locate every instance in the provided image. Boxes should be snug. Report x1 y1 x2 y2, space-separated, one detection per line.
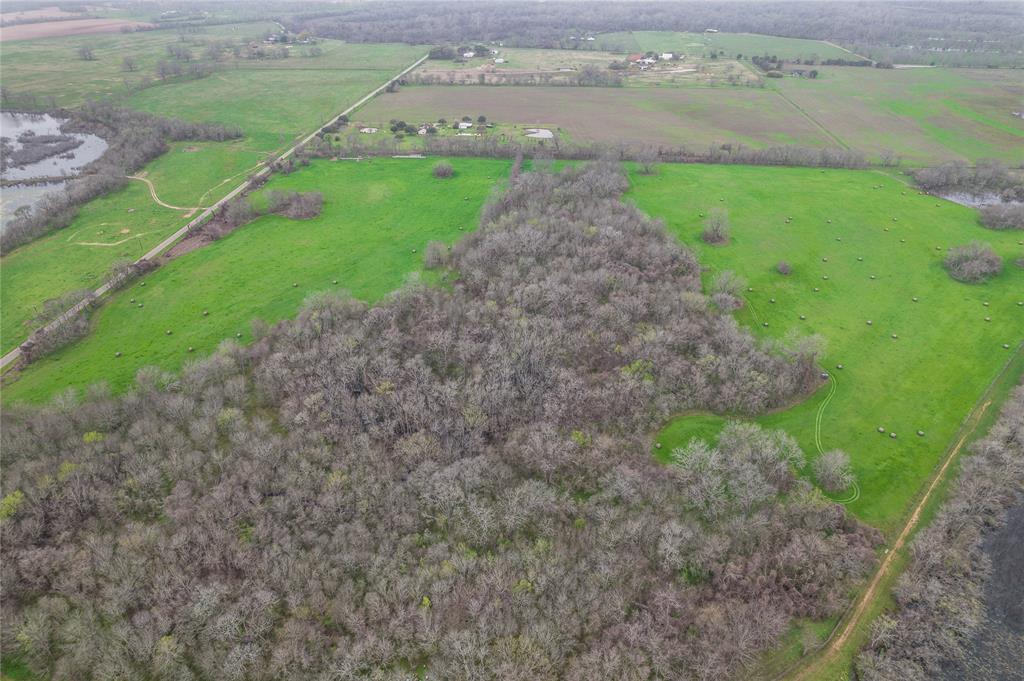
423 240 448 269
777 260 792 275
979 203 1024 230
813 450 855 492
943 241 1003 283
432 161 454 178
702 208 730 245
266 190 324 219
710 270 745 311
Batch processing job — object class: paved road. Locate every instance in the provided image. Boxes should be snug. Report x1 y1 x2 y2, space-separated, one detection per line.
0 53 428 372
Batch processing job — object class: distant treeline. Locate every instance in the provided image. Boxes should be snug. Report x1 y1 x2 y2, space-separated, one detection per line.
281 1 1024 65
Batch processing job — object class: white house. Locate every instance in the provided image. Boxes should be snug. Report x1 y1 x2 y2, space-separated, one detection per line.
457 121 474 130
462 51 475 58
494 58 506 64
638 57 657 65
660 53 674 60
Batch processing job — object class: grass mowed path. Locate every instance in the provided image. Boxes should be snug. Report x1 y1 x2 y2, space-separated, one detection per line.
3 157 510 403
628 164 1023 535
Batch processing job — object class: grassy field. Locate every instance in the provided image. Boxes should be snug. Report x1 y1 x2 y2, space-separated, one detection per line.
359 85 830 148
3 157 511 403
0 137 266 354
595 30 857 61
0 21 279 106
1 38 424 354
628 164 1024 535
776 66 1024 164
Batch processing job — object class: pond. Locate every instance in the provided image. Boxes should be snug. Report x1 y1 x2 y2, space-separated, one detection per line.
1 112 108 228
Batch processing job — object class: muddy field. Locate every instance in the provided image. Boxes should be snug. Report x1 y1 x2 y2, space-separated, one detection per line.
0 18 153 41
360 85 829 149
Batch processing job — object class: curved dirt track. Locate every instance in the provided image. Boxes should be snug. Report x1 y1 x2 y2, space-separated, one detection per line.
129 175 203 215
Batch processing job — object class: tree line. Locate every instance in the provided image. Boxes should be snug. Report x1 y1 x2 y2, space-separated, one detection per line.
1 162 879 680
855 381 1024 680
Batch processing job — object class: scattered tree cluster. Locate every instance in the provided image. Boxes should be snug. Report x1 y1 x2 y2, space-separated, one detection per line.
0 102 242 255
1 131 84 170
943 241 1003 283
856 382 1024 680
912 160 1023 203
1 163 878 680
978 202 1024 231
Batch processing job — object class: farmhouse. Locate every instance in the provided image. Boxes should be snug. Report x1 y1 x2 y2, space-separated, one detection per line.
661 53 675 60
457 121 474 129
462 51 475 58
494 58 506 64
359 127 378 133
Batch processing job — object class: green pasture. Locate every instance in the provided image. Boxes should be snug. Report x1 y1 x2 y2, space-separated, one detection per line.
1 138 265 355
595 31 855 61
0 21 280 106
3 157 511 403
776 66 1024 164
629 164 1024 535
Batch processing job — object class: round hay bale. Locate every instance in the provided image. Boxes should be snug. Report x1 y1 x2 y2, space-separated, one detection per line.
332 280 338 284
870 275 876 280
800 315 807 320
891 333 898 339
985 316 991 322
889 432 897 439
770 298 776 304
857 257 863 261
762 322 769 327
822 257 828 262
1004 344 1011 349
699 213 704 218
900 239 906 243
202 310 209 316
165 330 172 336
827 219 832 223
866 320 872 325
822 275 829 280
747 287 754 292
236 333 242 338
836 364 844 369
836 237 842 241
655 443 662 449
720 198 725 202
140 282 146 287
878 426 885 433
115 352 122 358
983 302 989 307
892 217 897 222
917 430 924 436
138 303 144 308
821 372 829 379
884 228 889 232
912 297 919 302
188 346 194 353
130 298 136 304
814 287 820 292
292 283 298 287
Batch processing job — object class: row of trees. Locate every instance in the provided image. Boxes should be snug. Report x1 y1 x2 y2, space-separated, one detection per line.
1 163 879 680
856 382 1024 680
0 101 242 255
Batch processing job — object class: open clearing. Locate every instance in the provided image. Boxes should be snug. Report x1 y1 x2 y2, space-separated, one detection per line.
2 157 511 403
596 30 856 61
628 163 1024 535
360 85 830 148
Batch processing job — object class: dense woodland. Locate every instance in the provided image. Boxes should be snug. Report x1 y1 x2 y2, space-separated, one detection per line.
856 382 1024 680
0 164 880 680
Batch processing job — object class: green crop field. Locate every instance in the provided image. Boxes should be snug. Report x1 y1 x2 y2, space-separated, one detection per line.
595 30 856 61
627 163 1024 535
776 66 1024 164
3 157 511 404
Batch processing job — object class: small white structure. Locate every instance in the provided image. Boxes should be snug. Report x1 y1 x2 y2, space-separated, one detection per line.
585 36 595 41
660 53 674 60
494 58 506 64
359 127 378 133
524 128 554 139
462 51 475 58
705 28 719 33
457 121 474 130
638 57 657 65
